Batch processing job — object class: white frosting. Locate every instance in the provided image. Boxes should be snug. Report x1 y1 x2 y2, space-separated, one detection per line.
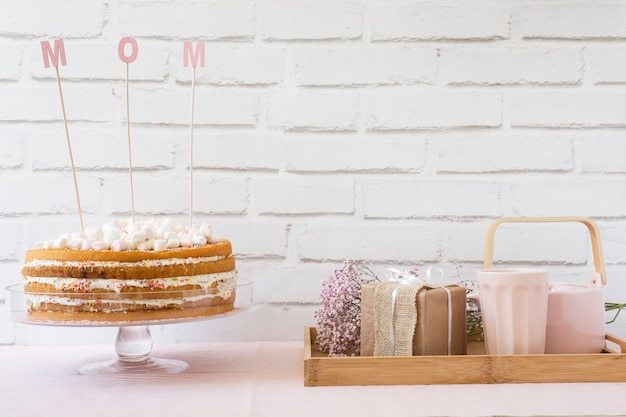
24 270 238 293
32 217 219 252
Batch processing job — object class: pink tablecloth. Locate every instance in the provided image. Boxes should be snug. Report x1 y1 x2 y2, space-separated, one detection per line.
1 341 626 417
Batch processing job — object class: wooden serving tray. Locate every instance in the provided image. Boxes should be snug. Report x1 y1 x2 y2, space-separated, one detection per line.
304 327 626 386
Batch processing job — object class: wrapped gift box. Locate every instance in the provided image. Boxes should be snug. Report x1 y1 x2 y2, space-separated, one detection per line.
361 282 467 356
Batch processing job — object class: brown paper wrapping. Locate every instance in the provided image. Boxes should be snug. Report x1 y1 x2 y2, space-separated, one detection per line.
361 282 467 356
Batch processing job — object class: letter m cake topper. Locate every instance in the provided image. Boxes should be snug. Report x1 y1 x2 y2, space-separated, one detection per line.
41 39 67 68
184 41 205 68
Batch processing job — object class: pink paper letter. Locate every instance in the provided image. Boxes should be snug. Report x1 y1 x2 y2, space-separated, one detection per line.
41 39 67 68
184 41 205 68
118 37 138 63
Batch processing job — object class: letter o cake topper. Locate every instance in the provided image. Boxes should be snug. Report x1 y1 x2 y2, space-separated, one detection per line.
118 37 138 63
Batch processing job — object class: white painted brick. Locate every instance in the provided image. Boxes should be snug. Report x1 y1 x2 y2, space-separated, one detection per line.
119 2 254 40
437 133 573 173
100 174 248 215
267 91 358 131
30 42 168 81
2 1 105 36
238 259 328 303
440 47 582 85
361 180 501 218
286 134 426 173
511 180 626 217
444 222 492 263
0 129 24 168
167 303 318 342
0 262 22 301
445 221 590 267
579 132 626 174
0 306 15 344
366 89 501 130
509 91 626 127
130 87 256 126
158 304 267 342
220 222 288 257
0 222 20 261
589 47 626 84
260 0 363 40
30 125 176 170
294 46 437 86
192 133 286 171
600 222 626 264
21 214 122 250
297 223 441 262
0 175 101 215
0 86 113 122
520 4 626 39
175 46 285 86
371 2 509 40
14 324 117 345
605 268 626 307
487 222 589 265
0 42 22 80
254 178 354 215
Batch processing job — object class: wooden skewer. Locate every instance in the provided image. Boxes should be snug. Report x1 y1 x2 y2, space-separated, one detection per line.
125 61 135 222
184 41 205 230
118 37 139 223
189 65 196 230
55 66 84 233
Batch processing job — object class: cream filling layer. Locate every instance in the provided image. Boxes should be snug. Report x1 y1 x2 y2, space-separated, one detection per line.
25 289 235 312
24 270 238 293
24 255 225 268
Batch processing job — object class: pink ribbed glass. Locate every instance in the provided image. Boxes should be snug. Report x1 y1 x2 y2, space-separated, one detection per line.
477 269 549 355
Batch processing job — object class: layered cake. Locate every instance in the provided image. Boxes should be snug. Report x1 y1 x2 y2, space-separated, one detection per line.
21 218 237 322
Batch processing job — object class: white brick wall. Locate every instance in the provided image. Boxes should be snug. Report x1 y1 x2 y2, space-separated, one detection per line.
267 91 358 131
509 91 626 127
119 2 255 40
260 1 364 40
293 46 437 86
440 47 583 85
2 0 626 345
370 2 510 40
366 89 502 129
519 4 626 39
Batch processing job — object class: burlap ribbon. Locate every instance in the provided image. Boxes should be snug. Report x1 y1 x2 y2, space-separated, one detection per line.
373 281 422 356
373 266 453 357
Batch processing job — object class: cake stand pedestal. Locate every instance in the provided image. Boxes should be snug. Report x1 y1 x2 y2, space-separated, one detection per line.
78 325 189 374
5 279 252 375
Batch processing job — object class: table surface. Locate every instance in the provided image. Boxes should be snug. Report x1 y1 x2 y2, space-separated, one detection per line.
2 341 626 417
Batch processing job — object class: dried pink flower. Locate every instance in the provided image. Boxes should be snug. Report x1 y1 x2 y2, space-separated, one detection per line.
314 259 378 357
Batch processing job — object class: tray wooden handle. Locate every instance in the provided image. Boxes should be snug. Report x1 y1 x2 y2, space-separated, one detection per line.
483 216 607 286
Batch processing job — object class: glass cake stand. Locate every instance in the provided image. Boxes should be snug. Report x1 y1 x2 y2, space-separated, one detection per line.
5 279 252 375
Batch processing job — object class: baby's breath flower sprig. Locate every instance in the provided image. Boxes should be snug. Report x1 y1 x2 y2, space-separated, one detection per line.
314 259 379 357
